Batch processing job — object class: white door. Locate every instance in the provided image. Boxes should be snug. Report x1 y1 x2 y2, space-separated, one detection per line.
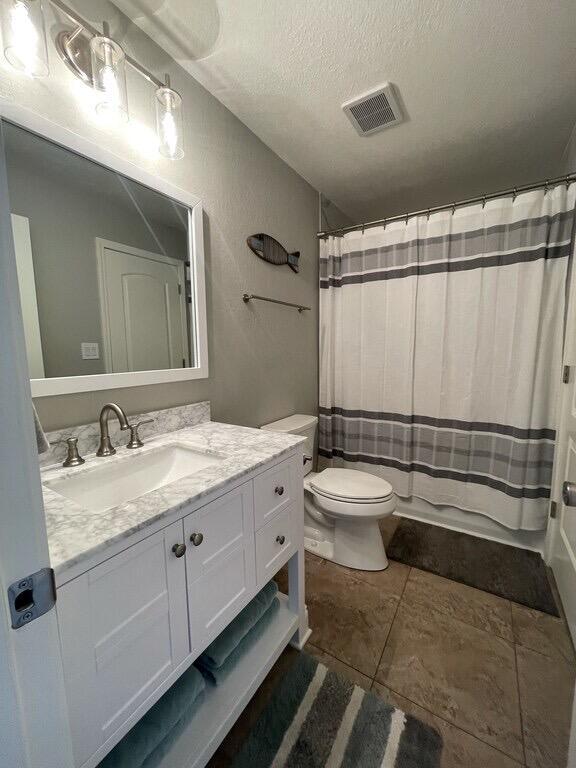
57 521 190 767
549 257 576 642
97 239 188 373
11 213 45 378
0 129 74 768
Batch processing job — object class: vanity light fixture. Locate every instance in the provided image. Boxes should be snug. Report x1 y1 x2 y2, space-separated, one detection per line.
155 74 184 160
90 21 128 123
0 0 49 77
8 0 187 157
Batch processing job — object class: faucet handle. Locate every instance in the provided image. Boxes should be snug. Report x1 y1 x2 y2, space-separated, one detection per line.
126 418 154 449
63 437 85 467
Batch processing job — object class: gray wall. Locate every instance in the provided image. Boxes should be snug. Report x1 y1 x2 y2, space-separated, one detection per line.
7 0 320 431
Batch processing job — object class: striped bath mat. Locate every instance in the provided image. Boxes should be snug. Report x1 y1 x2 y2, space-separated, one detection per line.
231 652 442 768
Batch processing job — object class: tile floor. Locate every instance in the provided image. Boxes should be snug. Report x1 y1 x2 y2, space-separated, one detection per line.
210 533 576 768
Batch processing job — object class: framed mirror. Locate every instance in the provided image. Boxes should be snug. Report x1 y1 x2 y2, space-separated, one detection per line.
0 111 208 397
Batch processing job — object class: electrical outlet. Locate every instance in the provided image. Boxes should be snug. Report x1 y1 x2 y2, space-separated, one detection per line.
81 342 100 360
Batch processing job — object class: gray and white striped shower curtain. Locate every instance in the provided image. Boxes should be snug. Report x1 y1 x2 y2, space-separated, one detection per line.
319 185 576 530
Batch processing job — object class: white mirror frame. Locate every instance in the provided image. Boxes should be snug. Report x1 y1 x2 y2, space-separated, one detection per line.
0 103 208 397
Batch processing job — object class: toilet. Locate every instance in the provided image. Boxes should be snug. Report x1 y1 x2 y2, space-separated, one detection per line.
261 414 397 571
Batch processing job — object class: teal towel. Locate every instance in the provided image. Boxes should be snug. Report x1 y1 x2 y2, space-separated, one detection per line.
196 598 280 685
99 665 205 768
197 581 279 670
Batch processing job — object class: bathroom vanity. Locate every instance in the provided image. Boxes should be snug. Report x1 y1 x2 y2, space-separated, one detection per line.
41 416 309 768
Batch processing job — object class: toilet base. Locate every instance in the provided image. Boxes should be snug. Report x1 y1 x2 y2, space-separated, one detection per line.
304 518 389 571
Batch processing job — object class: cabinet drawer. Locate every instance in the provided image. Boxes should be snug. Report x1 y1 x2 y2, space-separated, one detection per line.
254 458 294 529
255 504 297 584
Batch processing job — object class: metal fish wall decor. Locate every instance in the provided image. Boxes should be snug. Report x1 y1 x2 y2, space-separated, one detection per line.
247 233 300 273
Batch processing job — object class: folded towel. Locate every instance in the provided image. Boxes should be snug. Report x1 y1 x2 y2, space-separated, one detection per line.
33 402 50 454
196 598 280 685
197 581 278 671
99 665 205 768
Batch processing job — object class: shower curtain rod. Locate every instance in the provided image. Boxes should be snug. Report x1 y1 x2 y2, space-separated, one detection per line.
316 170 576 239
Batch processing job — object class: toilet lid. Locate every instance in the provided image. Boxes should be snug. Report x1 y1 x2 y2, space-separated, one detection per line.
309 468 393 502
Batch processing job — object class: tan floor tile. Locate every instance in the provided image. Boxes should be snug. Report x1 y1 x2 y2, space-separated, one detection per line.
306 560 398 677
274 550 323 594
376 601 523 762
305 643 372 690
372 683 523 768
516 645 575 768
512 602 575 663
319 557 410 601
403 567 513 641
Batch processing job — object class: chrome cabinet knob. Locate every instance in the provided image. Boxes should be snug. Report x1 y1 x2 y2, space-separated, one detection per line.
190 532 204 546
276 535 286 545
563 481 576 507
172 543 186 558
275 485 284 496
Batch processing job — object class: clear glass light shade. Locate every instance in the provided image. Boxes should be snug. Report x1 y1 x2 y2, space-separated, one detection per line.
90 35 128 123
155 85 184 159
1 0 49 77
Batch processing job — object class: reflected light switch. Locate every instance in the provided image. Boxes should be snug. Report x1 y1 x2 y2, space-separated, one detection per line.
81 342 100 360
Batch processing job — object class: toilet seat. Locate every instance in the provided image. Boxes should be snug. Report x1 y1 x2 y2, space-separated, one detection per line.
309 468 393 504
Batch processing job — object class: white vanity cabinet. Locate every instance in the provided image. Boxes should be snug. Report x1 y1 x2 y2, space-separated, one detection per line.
55 450 307 768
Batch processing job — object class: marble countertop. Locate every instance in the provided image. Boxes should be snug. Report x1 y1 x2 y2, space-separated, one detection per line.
42 421 304 581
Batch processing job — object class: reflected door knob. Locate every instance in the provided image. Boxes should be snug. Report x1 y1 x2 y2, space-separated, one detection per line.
190 532 204 546
275 486 284 496
563 481 576 507
172 543 187 558
276 535 285 545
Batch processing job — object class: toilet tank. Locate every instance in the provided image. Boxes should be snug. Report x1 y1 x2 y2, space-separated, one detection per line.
261 414 318 475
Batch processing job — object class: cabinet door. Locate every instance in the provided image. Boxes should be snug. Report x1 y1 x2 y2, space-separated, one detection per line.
184 482 256 654
57 521 189 767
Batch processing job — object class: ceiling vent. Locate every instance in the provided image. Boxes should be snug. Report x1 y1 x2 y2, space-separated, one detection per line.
342 83 403 136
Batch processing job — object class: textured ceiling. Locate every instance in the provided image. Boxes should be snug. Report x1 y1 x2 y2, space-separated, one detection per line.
114 0 576 222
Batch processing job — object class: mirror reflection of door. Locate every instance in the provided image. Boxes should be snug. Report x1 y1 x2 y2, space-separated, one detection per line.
97 240 188 373
11 213 45 378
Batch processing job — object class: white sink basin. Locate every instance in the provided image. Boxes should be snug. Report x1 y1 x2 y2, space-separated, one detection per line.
45 443 224 514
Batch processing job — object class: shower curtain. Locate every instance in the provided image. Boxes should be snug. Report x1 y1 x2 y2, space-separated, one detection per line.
319 185 576 530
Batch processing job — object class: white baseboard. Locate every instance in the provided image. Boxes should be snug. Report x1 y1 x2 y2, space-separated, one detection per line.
395 497 547 554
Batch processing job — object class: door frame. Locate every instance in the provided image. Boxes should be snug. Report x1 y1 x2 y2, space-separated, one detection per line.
95 238 189 373
545 229 576 646
0 124 74 768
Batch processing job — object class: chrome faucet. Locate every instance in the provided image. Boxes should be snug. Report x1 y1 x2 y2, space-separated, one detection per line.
96 403 130 457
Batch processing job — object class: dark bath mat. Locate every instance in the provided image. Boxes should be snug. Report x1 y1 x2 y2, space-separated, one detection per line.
387 518 559 616
230 651 443 768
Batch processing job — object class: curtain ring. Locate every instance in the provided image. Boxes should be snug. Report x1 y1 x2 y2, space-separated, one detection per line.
566 176 571 188
481 196 487 209
451 203 456 215
544 180 550 195
426 208 431 221
361 223 365 235
383 218 387 231
405 213 409 225
512 187 518 202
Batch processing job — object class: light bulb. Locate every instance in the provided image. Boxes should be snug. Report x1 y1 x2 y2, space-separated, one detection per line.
90 33 128 123
2 0 49 77
155 83 184 159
